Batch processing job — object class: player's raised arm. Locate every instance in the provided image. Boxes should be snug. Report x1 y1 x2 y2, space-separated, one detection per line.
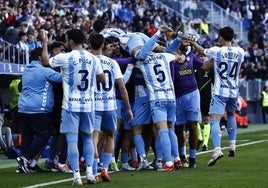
41 31 50 67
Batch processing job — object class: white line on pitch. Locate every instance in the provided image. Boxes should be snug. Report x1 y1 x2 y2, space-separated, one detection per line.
196 139 268 155
22 139 268 188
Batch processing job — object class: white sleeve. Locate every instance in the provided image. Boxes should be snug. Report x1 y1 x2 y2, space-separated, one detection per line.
95 58 104 75
204 46 220 59
113 60 123 80
163 53 176 62
49 53 69 68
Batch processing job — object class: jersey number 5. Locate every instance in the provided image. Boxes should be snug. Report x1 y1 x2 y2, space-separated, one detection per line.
153 64 166 82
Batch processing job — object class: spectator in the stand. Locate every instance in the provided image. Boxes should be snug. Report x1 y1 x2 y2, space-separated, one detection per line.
54 27 66 43
132 10 143 32
186 20 199 38
233 34 243 47
102 3 115 24
111 0 122 21
262 8 268 24
118 2 133 27
246 1 254 25
26 31 41 53
15 31 29 64
231 8 243 20
199 31 214 49
239 62 251 81
20 22 29 34
249 1 263 25
247 42 259 63
144 21 157 37
259 0 267 21
3 21 20 44
87 0 97 18
253 62 263 81
170 12 183 32
196 2 209 19
199 18 209 35
230 0 241 13
142 9 152 26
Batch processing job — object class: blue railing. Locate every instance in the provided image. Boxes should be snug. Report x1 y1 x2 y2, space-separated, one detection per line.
239 80 266 101
0 38 27 74
156 0 245 42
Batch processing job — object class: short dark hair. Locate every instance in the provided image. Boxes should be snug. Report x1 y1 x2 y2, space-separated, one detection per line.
93 19 106 33
49 41 65 52
106 35 120 43
89 34 104 50
104 37 113 51
66 29 86 44
18 31 27 38
157 37 167 47
104 37 113 46
219 26 234 42
30 47 42 61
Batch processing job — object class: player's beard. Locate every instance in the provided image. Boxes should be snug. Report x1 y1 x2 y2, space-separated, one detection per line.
179 45 188 53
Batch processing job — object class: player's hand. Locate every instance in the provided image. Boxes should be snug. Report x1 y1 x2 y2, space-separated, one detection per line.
178 54 186 63
127 109 133 122
42 30 49 44
127 63 134 68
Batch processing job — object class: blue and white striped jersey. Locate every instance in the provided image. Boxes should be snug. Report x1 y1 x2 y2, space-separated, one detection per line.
94 55 123 111
49 50 103 112
204 46 245 98
136 52 176 101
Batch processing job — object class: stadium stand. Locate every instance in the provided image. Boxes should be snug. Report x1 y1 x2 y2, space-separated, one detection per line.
0 0 267 123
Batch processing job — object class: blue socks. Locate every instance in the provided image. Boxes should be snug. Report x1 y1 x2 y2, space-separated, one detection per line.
158 129 172 162
155 137 163 160
82 134 94 167
101 152 112 170
121 151 129 164
66 133 79 170
134 135 146 157
168 128 179 158
227 115 237 140
210 118 221 148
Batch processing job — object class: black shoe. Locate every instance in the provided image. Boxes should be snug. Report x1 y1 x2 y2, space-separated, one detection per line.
196 140 203 151
16 166 24 173
16 156 29 174
202 145 208 151
28 165 46 173
189 158 196 168
228 150 235 157
180 155 189 168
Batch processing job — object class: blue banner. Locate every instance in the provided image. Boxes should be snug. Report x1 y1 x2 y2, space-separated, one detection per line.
0 62 25 75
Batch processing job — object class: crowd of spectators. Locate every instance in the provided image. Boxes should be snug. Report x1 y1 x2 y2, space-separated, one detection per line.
0 0 267 83
213 0 268 83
